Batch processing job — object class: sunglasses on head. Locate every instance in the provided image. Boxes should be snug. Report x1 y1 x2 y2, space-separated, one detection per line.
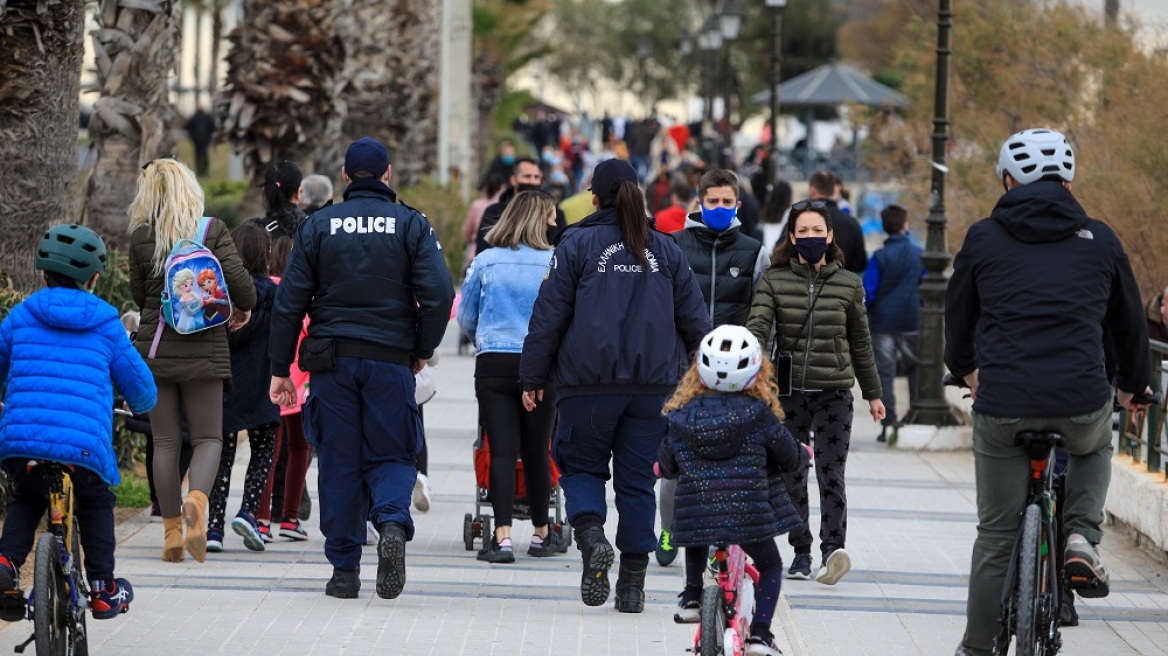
790 200 829 212
141 154 178 171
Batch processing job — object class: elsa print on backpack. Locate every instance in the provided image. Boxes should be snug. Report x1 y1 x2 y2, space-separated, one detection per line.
159 217 233 338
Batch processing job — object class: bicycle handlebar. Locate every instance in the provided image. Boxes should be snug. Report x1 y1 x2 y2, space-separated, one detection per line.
941 373 1162 409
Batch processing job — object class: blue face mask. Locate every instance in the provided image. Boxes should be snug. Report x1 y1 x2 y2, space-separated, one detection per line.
702 205 736 232
501 154 516 165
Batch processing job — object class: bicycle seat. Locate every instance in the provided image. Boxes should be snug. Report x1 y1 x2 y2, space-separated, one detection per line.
1014 430 1065 460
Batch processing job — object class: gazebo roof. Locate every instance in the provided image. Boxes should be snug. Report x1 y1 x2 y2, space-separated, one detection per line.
752 61 909 108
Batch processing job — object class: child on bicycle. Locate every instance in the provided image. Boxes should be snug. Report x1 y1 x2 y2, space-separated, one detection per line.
0 224 157 621
658 325 811 656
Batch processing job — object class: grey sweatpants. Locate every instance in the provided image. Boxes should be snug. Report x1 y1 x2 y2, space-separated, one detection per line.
961 402 1112 656
151 379 224 517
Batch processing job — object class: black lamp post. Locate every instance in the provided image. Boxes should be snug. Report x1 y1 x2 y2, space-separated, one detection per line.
699 16 723 166
718 0 743 168
764 0 788 188
903 0 960 427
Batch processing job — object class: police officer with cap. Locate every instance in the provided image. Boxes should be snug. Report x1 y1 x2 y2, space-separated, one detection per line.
268 136 454 600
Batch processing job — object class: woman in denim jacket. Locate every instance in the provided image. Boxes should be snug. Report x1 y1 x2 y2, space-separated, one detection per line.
458 191 568 563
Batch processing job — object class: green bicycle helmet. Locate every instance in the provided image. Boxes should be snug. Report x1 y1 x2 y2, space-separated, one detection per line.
35 224 108 285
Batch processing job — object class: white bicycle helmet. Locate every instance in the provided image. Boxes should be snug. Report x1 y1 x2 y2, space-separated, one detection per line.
697 325 762 392
995 128 1075 186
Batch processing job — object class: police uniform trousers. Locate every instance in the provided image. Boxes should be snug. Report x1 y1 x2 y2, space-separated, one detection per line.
302 356 421 571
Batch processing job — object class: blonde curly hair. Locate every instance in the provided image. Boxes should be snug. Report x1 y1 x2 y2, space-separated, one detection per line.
663 353 785 420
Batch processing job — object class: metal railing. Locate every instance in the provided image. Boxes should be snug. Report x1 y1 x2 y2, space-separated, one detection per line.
1116 339 1168 476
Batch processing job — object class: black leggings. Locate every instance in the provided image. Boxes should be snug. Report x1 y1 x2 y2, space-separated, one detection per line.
475 356 557 528
208 423 279 531
684 539 784 631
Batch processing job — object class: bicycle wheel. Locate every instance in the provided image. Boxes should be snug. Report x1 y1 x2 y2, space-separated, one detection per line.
699 585 726 656
1014 504 1042 656
33 532 68 656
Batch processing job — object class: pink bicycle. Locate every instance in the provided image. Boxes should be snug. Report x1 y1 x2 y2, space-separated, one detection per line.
692 543 760 656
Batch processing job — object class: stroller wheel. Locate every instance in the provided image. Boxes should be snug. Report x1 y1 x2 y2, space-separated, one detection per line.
463 513 475 551
482 516 493 547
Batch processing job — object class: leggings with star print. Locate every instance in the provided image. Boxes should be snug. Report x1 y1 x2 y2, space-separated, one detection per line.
208 422 279 532
780 389 854 555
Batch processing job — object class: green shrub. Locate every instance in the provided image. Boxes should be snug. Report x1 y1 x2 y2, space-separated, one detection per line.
398 179 469 286
203 180 250 228
112 474 152 508
93 249 136 316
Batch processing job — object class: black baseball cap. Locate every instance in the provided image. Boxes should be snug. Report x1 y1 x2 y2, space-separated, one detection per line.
589 159 638 205
344 137 390 178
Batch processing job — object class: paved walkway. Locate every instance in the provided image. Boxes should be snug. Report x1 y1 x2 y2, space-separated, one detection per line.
2 322 1167 654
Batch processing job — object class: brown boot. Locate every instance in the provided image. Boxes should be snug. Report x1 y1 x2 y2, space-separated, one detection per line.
162 517 184 562
182 490 208 563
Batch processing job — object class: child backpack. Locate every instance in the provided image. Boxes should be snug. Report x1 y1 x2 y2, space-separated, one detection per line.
149 217 233 358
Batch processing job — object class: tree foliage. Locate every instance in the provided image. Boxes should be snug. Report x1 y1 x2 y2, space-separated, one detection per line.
864 0 1168 298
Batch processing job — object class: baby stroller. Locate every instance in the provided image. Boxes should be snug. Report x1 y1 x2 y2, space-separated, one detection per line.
462 426 572 550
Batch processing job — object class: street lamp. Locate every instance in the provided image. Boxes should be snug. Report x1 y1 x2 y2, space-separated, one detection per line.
718 0 743 168
699 15 722 165
903 0 959 427
765 0 788 190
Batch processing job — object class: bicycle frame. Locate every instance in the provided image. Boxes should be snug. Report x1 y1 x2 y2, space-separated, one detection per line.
994 444 1063 656
694 544 761 656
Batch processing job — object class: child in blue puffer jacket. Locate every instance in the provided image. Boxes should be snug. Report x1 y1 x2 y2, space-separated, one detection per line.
0 225 157 621
658 325 811 656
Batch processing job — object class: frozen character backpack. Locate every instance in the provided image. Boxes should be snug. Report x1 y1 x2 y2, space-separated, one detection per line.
151 217 233 357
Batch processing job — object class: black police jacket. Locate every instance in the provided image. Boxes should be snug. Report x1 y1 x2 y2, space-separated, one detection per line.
944 181 1149 418
519 206 712 398
268 178 454 376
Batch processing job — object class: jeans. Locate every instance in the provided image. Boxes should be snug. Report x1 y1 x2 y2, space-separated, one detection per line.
872 332 918 427
961 402 1112 655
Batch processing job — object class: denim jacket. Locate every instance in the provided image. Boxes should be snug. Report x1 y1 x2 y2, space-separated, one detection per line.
458 243 553 354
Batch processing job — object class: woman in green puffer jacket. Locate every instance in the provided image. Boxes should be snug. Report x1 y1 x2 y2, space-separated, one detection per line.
746 199 885 588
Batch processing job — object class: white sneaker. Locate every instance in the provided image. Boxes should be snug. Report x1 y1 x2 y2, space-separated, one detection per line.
815 548 851 586
365 521 378 546
413 473 432 512
745 636 783 655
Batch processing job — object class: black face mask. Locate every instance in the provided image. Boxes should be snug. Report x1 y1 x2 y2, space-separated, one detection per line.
516 183 542 194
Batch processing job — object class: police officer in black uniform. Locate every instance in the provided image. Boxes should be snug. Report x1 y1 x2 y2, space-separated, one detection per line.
268 137 454 600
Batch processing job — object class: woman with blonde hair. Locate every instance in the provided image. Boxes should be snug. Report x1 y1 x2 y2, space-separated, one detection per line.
457 190 566 563
128 157 256 563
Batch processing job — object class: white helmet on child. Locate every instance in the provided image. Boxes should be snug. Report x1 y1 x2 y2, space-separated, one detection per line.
697 325 762 392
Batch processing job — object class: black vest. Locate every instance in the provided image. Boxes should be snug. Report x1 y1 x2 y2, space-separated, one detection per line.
673 223 762 326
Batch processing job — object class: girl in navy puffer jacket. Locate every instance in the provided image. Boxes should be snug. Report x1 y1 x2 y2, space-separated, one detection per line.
658 326 810 656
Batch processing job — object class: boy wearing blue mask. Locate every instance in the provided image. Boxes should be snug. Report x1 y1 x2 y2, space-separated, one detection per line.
657 169 768 567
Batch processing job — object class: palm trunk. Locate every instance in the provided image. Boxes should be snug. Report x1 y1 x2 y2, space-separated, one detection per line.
0 0 86 292
82 0 182 247
208 1 223 98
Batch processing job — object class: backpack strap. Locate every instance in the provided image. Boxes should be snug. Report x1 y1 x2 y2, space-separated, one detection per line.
148 323 164 359
197 216 214 245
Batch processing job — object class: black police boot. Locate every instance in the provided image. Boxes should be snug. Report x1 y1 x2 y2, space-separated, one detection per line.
325 567 360 599
575 526 614 607
614 565 647 613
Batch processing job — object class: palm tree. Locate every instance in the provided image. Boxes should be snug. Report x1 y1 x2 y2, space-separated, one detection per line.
218 0 344 196
326 0 440 186
81 0 182 246
0 0 86 292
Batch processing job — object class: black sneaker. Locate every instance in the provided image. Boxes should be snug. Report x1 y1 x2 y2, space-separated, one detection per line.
576 526 615 606
1059 586 1079 627
325 568 360 599
786 552 812 580
376 523 407 599
656 529 678 566
527 530 568 558
477 537 516 563
674 585 702 623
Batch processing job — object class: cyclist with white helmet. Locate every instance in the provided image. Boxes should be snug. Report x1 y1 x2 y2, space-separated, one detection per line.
658 325 811 656
946 128 1152 656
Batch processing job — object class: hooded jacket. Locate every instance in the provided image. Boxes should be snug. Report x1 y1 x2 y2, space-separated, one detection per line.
658 393 807 547
672 213 769 327
223 273 280 433
519 206 711 398
945 181 1149 418
0 288 158 484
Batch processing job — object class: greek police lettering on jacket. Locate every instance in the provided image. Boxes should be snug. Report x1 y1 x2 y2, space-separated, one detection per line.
267 137 454 600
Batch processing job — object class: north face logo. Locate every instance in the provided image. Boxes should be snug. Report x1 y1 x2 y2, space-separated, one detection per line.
729 267 740 278
1076 229 1094 240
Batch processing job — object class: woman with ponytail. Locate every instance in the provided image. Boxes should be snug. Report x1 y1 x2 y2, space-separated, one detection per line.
253 160 306 240
519 159 711 614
